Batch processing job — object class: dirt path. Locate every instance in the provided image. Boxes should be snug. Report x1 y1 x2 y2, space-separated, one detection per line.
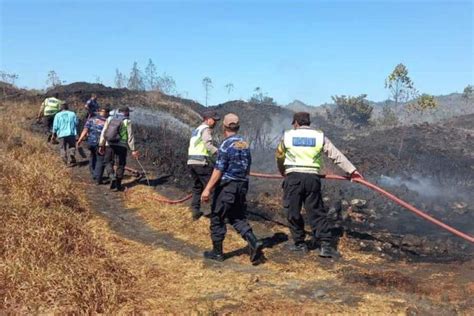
70 156 473 314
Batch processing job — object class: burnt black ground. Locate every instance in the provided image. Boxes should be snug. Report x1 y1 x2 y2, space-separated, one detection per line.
66 149 473 313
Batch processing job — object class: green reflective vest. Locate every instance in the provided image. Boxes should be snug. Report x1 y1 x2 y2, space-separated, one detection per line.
119 119 129 143
283 128 324 174
43 97 64 116
188 124 211 161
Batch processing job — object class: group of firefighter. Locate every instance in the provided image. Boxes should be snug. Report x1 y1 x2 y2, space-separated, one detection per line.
37 93 364 265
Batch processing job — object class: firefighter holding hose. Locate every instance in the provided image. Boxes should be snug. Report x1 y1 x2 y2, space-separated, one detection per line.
276 112 363 258
187 111 220 221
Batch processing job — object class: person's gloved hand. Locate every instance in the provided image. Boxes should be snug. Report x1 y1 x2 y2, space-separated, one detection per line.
351 170 364 181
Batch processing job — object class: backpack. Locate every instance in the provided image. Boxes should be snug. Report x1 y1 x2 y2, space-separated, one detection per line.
105 117 125 143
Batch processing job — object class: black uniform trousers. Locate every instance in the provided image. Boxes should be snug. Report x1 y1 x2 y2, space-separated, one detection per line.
210 180 252 243
104 145 127 180
42 115 55 140
283 172 332 244
189 164 213 212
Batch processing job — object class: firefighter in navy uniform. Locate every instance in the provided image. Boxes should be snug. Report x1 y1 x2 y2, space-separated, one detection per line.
276 112 364 258
201 113 264 264
187 111 220 221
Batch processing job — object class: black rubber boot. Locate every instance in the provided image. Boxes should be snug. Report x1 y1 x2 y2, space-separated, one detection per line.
319 241 340 258
244 231 264 264
203 241 224 262
289 242 309 253
115 179 123 192
191 209 203 221
110 177 117 190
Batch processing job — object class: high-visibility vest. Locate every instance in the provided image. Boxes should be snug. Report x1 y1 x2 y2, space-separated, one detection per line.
119 119 129 143
283 128 324 174
43 97 63 116
188 124 211 161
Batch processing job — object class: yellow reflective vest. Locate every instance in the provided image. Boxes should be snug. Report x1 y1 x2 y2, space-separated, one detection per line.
283 128 324 174
43 97 64 116
188 124 211 161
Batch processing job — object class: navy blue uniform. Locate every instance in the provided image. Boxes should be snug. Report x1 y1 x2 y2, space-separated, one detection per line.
210 135 253 243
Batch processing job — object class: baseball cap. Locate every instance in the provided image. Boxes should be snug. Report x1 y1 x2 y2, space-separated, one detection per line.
202 110 221 121
223 113 240 127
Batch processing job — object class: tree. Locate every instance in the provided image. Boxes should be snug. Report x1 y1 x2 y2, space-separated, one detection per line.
330 94 373 127
46 70 61 89
145 58 159 91
380 104 399 126
114 69 126 89
95 76 102 84
409 94 437 112
202 77 213 106
0 70 19 95
462 85 473 104
385 63 417 106
224 83 234 95
127 62 145 91
0 70 19 85
249 86 276 105
157 73 177 95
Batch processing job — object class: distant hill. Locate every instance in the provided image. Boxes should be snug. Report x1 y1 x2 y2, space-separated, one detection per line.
285 92 473 125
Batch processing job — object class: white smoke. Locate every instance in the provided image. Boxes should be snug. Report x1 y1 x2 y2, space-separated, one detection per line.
380 174 445 198
129 107 193 133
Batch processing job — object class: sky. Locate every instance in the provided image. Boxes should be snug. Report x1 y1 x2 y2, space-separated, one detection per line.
1 0 472 106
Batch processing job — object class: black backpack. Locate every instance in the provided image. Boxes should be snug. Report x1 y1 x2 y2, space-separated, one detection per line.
105 117 125 143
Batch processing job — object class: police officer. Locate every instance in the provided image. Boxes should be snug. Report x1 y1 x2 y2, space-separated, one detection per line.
37 93 65 142
275 112 363 258
187 111 220 220
201 113 264 264
99 106 139 191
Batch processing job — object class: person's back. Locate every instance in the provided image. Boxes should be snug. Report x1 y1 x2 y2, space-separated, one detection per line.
52 103 78 166
53 110 78 138
43 97 64 116
103 113 133 148
99 106 138 191
85 116 107 146
216 134 252 182
85 94 99 117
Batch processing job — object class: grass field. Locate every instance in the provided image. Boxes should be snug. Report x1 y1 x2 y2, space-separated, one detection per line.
1 100 472 314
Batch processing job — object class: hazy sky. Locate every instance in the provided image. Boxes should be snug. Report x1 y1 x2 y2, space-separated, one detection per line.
1 0 472 106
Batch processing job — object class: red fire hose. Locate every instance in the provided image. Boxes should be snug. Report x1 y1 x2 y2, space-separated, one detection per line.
123 167 474 243
250 172 474 244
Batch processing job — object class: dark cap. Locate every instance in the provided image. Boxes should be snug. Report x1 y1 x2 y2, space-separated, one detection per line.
202 110 221 121
119 106 133 113
292 112 311 126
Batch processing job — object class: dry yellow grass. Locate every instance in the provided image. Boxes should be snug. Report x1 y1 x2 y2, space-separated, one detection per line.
1 100 471 314
0 102 139 313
